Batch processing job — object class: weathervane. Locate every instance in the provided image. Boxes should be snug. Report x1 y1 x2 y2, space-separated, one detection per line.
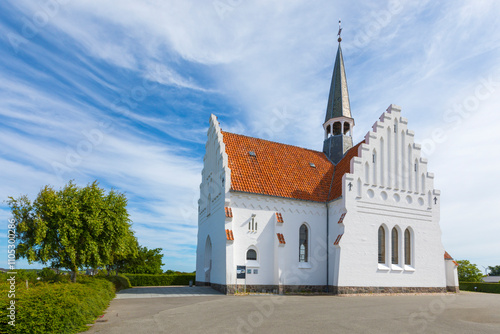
337 19 342 43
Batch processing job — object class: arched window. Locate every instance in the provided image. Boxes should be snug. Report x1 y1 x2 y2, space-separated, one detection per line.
332 122 341 136
405 229 412 265
299 224 308 262
343 122 350 135
378 226 386 264
392 228 399 264
246 249 257 261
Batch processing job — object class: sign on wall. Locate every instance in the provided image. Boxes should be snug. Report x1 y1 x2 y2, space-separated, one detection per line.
237 265 246 279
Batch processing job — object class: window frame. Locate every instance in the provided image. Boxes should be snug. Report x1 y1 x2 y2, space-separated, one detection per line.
378 226 386 264
391 227 399 265
246 249 257 261
299 224 309 263
404 228 412 266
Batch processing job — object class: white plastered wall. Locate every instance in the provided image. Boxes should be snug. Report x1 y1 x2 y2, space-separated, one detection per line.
226 192 328 287
445 260 459 288
196 114 231 285
336 104 446 288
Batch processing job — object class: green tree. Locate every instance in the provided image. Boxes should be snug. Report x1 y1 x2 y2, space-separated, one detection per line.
121 246 164 274
8 181 136 282
457 260 484 282
488 265 500 276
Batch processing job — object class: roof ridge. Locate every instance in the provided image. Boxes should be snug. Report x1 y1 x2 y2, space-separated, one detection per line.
221 131 325 155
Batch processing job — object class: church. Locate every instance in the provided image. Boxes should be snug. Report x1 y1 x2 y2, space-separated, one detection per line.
195 34 459 295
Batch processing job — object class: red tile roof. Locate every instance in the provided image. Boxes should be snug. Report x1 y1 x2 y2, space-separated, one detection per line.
225 207 233 218
222 131 363 202
444 251 453 260
328 141 364 201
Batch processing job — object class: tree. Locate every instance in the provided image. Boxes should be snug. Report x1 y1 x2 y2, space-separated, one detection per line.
121 246 164 274
457 260 484 282
8 181 137 282
488 265 500 276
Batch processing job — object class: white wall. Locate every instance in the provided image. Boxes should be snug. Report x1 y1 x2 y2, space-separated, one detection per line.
226 192 328 287
445 260 459 288
196 115 230 285
336 104 446 288
327 198 345 286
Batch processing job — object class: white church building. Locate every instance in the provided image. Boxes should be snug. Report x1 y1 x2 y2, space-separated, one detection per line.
195 36 459 295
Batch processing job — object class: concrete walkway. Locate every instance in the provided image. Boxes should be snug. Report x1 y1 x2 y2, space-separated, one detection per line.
115 286 222 299
86 291 500 334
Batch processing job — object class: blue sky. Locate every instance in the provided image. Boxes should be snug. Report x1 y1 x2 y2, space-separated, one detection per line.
1 0 499 273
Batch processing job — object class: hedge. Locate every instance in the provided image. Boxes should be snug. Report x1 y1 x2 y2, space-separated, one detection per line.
459 282 500 294
102 274 132 291
0 276 115 333
124 273 196 286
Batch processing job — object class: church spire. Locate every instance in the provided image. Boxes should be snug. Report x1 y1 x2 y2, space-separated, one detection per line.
325 20 351 122
322 20 355 164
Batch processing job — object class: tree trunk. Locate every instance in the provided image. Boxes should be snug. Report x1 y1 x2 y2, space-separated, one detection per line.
71 269 77 283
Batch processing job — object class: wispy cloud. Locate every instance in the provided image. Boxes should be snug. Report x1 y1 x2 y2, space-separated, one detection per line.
1 0 499 271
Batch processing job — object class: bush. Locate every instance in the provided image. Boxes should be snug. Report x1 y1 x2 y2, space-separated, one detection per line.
102 274 132 291
124 274 196 286
0 276 115 333
459 282 500 294
0 269 40 284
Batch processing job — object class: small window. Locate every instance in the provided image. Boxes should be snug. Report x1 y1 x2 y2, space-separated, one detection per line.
405 229 412 265
299 224 308 262
392 228 399 264
250 215 256 231
378 226 386 264
249 151 256 157
246 249 257 261
309 162 316 168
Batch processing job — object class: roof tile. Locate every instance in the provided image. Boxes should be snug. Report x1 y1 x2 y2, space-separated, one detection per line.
222 131 363 202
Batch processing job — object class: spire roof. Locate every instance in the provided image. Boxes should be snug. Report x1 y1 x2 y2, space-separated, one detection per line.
325 43 352 122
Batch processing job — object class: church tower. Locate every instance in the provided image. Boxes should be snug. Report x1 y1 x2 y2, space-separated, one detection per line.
322 22 354 164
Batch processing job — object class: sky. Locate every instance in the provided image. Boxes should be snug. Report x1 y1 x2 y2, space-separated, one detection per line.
0 0 499 273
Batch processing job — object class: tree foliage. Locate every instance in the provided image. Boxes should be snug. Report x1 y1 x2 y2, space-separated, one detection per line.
488 265 500 276
8 181 137 282
457 260 484 282
121 246 164 274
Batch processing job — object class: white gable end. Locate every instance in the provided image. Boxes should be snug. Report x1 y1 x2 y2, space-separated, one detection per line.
338 105 446 289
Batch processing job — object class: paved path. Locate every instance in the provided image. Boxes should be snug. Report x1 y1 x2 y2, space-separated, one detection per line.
86 290 500 334
115 286 222 299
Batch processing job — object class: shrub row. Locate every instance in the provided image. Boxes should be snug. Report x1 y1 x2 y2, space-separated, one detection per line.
101 274 132 291
124 273 196 286
459 282 500 294
0 276 115 333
